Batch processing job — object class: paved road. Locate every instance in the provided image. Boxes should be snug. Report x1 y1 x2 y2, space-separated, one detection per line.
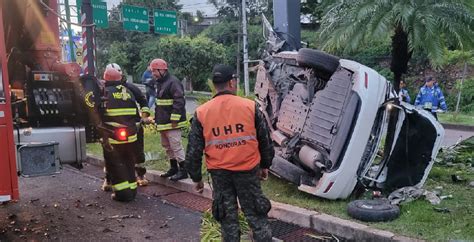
443 128 474 147
185 97 199 114
0 165 201 241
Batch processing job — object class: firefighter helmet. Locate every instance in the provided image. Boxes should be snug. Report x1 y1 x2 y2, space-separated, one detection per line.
103 63 123 81
149 58 168 70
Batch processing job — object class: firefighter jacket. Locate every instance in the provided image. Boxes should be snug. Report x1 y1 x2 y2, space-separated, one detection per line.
184 91 275 183
102 81 150 144
122 82 150 122
154 73 187 131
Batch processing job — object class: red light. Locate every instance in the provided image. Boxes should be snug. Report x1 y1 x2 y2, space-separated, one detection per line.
364 72 368 89
116 128 128 141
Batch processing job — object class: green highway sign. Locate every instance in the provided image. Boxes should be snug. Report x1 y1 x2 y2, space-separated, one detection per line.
92 2 108 28
77 0 108 29
122 5 150 32
154 10 177 35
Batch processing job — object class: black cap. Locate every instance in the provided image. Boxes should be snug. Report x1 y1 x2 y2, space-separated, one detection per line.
212 64 236 83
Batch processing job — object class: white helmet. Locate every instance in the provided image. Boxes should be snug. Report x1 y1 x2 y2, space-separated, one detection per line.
104 63 123 81
105 63 122 74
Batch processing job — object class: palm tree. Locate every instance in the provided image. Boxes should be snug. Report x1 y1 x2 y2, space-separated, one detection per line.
318 0 474 91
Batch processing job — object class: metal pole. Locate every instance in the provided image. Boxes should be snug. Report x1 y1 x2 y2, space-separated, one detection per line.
64 0 76 62
242 0 249 96
236 4 241 83
455 61 467 113
180 19 184 37
82 0 95 75
273 0 301 51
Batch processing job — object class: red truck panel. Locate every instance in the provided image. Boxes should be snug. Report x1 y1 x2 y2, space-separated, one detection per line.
0 1 19 201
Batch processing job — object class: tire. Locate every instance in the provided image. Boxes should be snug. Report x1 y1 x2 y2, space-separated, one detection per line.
296 48 340 80
347 199 400 222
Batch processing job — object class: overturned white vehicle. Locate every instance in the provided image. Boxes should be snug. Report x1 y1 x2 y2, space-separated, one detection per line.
255 21 444 200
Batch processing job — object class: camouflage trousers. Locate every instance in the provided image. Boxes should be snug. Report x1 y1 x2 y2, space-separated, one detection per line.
209 168 272 242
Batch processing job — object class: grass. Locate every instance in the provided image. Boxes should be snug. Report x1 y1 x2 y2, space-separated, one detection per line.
87 131 474 241
439 112 474 126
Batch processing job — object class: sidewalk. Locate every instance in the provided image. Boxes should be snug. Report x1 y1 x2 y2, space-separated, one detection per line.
87 155 419 241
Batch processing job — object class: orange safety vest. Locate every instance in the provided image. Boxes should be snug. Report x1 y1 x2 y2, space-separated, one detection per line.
196 94 261 171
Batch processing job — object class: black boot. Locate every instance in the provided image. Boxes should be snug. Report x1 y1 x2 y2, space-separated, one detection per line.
161 159 178 178
170 162 188 181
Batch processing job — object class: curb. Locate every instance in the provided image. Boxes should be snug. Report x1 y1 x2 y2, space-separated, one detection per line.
86 155 420 241
441 123 474 132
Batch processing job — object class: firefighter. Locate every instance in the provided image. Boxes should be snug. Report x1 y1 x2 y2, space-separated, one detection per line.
99 63 150 201
185 64 275 241
149 58 188 181
122 76 150 187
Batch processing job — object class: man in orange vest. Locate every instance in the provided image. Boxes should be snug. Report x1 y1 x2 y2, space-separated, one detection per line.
185 64 274 241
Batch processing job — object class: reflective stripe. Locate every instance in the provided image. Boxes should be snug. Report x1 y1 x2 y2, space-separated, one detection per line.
105 108 137 116
113 181 130 191
206 135 257 147
155 99 174 106
170 113 181 121
104 122 127 128
155 121 188 131
112 181 138 191
141 107 151 114
109 133 138 144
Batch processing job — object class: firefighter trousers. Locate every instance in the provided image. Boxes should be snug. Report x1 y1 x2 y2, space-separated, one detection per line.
103 142 138 202
159 129 185 162
135 126 146 177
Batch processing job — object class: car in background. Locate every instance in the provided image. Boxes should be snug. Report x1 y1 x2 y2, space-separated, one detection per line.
255 17 445 199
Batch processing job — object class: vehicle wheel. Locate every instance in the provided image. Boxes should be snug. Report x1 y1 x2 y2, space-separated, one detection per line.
296 48 340 80
347 199 400 222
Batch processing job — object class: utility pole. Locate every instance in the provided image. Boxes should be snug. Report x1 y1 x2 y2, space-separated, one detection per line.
180 19 187 38
236 4 241 81
81 0 95 75
64 0 76 62
242 0 249 96
455 61 468 114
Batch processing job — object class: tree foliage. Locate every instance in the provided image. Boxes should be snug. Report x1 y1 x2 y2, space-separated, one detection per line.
318 0 474 90
137 36 226 91
301 0 336 24
199 21 264 65
208 0 271 22
95 0 181 77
